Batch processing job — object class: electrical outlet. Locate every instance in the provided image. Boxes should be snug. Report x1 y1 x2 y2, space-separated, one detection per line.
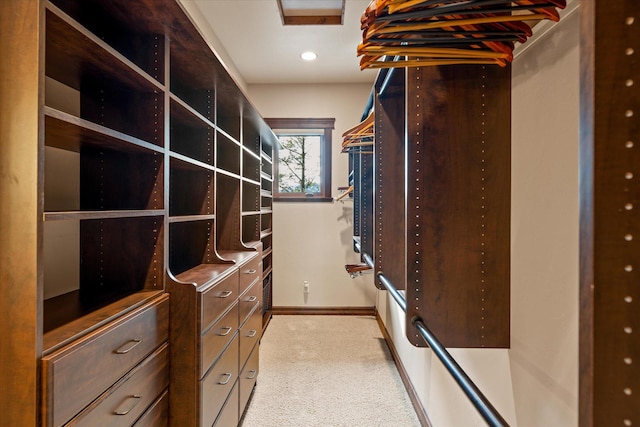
303 281 309 292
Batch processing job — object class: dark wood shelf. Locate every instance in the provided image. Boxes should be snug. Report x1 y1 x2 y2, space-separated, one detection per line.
262 247 273 259
168 214 215 223
47 7 165 144
45 107 164 153
170 94 216 130
217 249 259 265
243 240 261 250
260 229 273 239
260 152 272 163
242 146 261 161
216 168 242 180
169 152 215 172
242 177 261 186
169 100 215 166
262 266 273 278
44 209 164 221
170 158 214 217
217 132 241 176
172 263 236 289
46 4 163 94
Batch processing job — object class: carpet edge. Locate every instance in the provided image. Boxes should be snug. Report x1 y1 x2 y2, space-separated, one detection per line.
375 309 433 427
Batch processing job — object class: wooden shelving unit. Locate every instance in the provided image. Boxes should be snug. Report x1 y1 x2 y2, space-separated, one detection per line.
0 0 275 425
349 64 511 349
260 138 276 327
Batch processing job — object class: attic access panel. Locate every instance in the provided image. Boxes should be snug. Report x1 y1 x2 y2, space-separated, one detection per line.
277 0 345 25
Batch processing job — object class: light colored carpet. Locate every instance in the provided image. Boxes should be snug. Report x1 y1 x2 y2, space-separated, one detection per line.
240 315 421 427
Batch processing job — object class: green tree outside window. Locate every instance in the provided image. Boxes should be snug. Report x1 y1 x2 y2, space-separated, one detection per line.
277 134 321 194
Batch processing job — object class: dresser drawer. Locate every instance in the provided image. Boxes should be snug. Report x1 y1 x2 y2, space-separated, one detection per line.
239 305 261 367
200 271 239 332
42 295 169 427
238 253 261 295
213 381 239 427
239 343 259 418
67 343 168 426
132 389 168 427
238 278 261 327
201 302 239 378
200 335 239 427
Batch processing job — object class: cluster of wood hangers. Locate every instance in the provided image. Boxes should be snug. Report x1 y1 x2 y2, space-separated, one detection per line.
341 111 374 154
336 112 374 202
358 0 567 69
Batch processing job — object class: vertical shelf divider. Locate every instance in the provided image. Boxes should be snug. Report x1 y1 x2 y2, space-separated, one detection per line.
374 69 406 291
580 2 640 425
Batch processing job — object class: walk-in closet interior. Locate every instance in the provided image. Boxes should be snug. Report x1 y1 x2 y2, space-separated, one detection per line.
0 0 637 426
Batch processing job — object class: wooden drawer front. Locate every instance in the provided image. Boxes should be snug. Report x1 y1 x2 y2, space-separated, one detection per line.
200 335 239 427
239 344 259 418
200 271 239 332
43 295 169 427
239 254 261 295
201 302 239 378
213 381 239 427
68 343 169 426
239 306 261 367
132 389 168 427
238 278 261 327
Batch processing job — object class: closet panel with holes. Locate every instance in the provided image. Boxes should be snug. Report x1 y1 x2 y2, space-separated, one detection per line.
405 65 511 348
373 69 406 290
580 2 640 426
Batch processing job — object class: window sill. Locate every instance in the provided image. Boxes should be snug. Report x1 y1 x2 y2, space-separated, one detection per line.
274 196 334 203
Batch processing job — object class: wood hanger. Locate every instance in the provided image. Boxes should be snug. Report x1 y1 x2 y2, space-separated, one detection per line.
377 2 560 24
342 111 375 147
336 185 354 202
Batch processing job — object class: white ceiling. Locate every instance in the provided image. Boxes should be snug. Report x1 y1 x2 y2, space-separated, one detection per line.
191 0 378 85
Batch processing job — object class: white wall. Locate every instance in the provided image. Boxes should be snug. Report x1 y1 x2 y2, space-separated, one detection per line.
509 7 580 426
247 83 377 307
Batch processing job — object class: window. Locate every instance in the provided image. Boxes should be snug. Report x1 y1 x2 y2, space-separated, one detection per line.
265 118 334 202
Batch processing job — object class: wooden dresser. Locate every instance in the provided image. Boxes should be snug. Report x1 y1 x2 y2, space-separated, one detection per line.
41 295 170 426
168 250 262 426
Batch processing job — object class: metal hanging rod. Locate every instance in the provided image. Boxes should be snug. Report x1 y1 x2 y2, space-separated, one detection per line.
412 319 510 427
362 251 510 427
363 252 407 312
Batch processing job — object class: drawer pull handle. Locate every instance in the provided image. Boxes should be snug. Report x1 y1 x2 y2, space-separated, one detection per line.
244 269 257 274
245 296 257 302
218 326 233 336
218 290 233 298
246 329 257 338
246 370 257 380
114 339 142 354
218 373 233 385
114 395 142 415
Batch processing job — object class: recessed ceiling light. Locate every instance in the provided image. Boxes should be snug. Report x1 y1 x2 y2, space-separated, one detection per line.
301 51 318 61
